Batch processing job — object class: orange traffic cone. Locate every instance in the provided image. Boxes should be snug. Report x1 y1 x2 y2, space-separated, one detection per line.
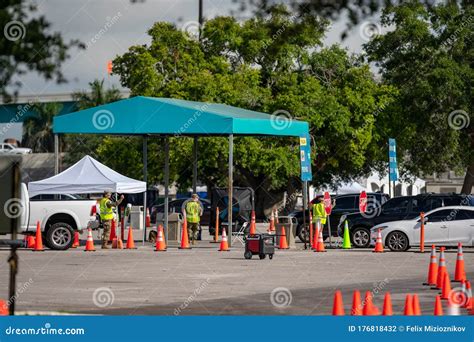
382 292 393 316
249 210 256 235
434 247 447 289
155 225 167 251
145 208 151 228
219 227 230 251
363 291 375 316
465 281 473 310
72 231 80 248
351 290 363 315
441 272 452 300
332 290 345 315
434 295 444 315
26 235 36 249
84 228 96 252
112 237 118 249
268 210 275 233
412 294 421 315
179 218 191 249
404 294 414 315
125 226 137 249
109 219 116 242
33 221 44 252
0 300 8 315
454 243 466 282
117 238 124 249
279 226 289 249
314 227 326 252
373 229 384 253
424 245 438 286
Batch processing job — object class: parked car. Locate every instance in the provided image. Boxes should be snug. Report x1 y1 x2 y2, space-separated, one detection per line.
6 183 98 250
0 143 32 154
341 193 474 248
370 206 474 251
289 192 390 242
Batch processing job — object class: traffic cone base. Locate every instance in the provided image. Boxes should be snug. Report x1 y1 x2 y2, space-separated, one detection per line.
33 221 45 252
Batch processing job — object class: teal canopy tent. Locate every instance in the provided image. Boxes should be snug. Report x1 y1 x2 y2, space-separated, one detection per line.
53 96 311 246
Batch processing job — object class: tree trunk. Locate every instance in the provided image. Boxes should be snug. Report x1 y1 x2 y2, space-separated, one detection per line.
461 163 474 194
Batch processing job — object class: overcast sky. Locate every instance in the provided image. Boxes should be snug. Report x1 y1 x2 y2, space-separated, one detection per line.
15 0 375 97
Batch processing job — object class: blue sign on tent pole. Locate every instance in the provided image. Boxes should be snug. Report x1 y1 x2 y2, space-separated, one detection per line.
299 134 312 181
388 138 398 182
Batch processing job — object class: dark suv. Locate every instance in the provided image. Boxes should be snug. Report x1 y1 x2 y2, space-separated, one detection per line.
289 192 390 242
340 193 474 248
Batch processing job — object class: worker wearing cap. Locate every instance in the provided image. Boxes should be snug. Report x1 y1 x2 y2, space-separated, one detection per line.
99 191 124 249
185 194 202 245
312 196 327 231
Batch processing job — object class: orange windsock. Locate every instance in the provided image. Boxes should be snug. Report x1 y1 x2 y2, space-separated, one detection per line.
351 290 363 316
332 290 345 315
218 227 230 252
441 272 452 300
179 218 191 249
33 221 44 252
363 291 375 316
382 292 393 316
249 210 256 235
424 245 438 286
279 226 289 249
155 225 167 251
404 294 414 315
412 294 422 315
84 228 96 252
372 229 384 253
314 227 326 252
125 226 137 249
435 247 447 289
454 243 466 282
72 231 80 248
434 295 443 315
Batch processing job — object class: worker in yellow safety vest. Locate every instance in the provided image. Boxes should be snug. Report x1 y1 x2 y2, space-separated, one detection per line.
100 191 124 249
185 194 202 245
312 196 327 232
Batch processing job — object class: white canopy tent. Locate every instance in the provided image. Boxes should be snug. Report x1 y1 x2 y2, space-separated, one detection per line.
28 155 146 197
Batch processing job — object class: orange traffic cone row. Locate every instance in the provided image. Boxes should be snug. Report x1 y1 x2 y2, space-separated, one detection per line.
351 290 363 315
179 218 191 249
382 292 393 316
218 227 230 252
26 235 36 249
145 208 151 228
424 245 438 286
454 243 466 282
412 294 422 315
249 210 256 235
373 229 384 253
314 227 326 252
332 290 345 315
0 300 8 315
84 228 96 252
109 219 116 242
404 294 414 316
125 226 137 249
155 225 167 251
441 272 452 300
363 291 375 315
279 226 289 249
72 231 80 248
33 221 44 252
434 295 444 315
434 247 447 289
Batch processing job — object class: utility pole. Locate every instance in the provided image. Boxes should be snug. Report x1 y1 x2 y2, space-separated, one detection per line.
198 0 203 41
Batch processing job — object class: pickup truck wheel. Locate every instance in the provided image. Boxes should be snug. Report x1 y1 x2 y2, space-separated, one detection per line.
351 227 371 248
46 223 74 250
298 224 309 243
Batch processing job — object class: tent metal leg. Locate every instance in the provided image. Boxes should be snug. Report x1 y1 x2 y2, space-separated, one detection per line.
192 136 198 194
143 136 148 245
164 137 170 242
54 134 59 175
228 134 233 247
303 181 308 250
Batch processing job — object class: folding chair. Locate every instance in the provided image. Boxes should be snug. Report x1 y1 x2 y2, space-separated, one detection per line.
231 221 248 246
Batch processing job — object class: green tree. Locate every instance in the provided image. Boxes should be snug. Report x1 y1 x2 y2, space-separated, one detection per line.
109 6 396 214
1 0 82 101
365 1 473 193
22 102 62 152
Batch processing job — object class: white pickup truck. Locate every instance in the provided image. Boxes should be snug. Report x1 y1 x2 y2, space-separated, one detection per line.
18 183 98 250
